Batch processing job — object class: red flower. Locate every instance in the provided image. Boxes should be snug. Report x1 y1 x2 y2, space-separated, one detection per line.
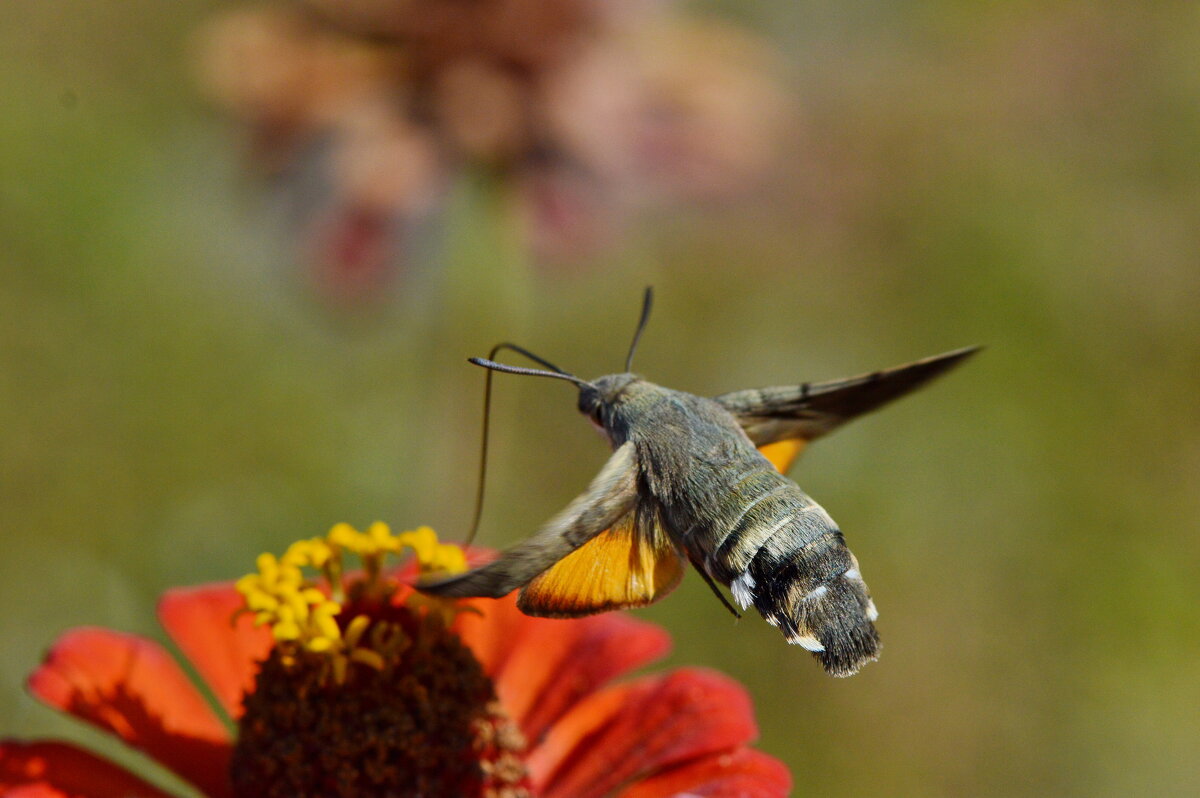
1 582 789 797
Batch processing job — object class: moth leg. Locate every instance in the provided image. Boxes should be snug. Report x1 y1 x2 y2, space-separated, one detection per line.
420 442 639 599
686 550 742 620
697 568 743 620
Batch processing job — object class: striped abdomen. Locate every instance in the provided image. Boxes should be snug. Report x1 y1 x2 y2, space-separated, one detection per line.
687 466 880 676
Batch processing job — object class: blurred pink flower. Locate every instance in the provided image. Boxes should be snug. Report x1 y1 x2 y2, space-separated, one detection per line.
195 0 788 296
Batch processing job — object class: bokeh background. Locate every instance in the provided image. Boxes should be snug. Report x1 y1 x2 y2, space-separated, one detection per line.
3 1 1199 796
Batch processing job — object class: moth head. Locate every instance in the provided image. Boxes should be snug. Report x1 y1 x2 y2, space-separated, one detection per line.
473 286 656 439
577 373 640 430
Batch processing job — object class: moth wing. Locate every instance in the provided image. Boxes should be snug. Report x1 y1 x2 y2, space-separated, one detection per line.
517 500 685 618
716 346 980 472
419 442 639 599
755 439 808 474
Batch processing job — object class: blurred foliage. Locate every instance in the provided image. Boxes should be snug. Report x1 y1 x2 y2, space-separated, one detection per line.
2 1 1199 796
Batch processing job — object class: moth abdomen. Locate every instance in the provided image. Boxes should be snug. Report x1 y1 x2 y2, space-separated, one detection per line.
749 535 880 677
704 477 799 571
699 467 830 575
786 581 879 677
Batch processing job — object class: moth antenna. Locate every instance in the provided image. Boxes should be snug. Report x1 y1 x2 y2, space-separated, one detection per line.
465 346 588 545
469 358 592 387
624 286 654 373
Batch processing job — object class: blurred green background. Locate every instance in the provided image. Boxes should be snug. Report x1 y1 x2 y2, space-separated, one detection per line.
3 1 1199 796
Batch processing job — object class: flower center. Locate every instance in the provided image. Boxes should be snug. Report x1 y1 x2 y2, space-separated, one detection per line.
231 524 529 797
231 604 527 797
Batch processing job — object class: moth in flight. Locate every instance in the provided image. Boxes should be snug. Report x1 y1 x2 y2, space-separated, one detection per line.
422 289 977 676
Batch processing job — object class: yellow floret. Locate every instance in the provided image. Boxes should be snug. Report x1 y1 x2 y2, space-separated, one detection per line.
397 525 468 576
236 522 469 678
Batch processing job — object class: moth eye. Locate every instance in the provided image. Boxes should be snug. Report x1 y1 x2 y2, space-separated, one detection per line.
578 391 602 422
580 400 604 429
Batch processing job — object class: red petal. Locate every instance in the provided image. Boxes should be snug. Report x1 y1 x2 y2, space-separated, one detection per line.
616 748 792 798
530 668 759 798
441 549 538 677
157 583 272 720
456 595 671 742
27 628 233 798
0 740 175 798
452 594 529 680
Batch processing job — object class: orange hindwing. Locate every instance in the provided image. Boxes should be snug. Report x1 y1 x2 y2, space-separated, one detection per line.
517 515 684 618
757 438 807 473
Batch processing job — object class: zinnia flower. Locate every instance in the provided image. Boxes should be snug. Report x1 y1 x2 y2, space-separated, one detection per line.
1 523 790 797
